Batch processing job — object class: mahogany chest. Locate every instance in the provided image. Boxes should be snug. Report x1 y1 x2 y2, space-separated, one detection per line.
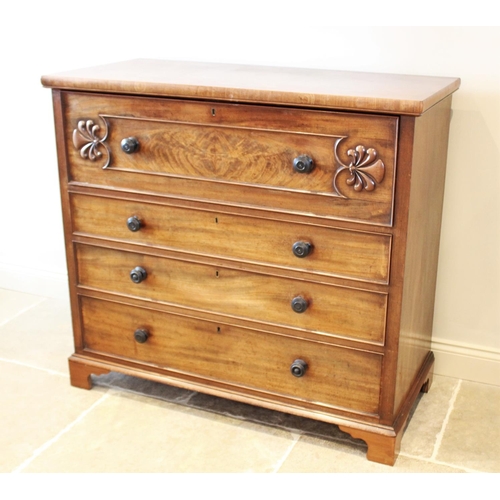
42 60 460 465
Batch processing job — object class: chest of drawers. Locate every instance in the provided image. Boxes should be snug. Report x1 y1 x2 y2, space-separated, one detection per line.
42 60 460 465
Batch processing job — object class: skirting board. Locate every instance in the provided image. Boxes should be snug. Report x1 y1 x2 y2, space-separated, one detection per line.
1 264 498 387
432 337 500 387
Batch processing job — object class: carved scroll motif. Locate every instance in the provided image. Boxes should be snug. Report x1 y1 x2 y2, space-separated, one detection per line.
333 140 385 198
72 118 110 169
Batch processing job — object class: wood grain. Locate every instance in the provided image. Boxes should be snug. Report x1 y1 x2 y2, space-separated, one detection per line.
70 192 391 284
42 59 460 115
80 295 382 415
63 92 398 226
75 243 388 343
393 97 453 413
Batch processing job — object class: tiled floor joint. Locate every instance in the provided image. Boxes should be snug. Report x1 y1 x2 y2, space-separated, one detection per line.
399 451 481 473
272 434 300 474
272 433 301 473
0 357 68 377
0 297 47 328
431 379 462 461
11 393 110 473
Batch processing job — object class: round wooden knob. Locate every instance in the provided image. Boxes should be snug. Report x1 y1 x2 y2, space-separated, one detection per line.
127 216 142 232
293 155 314 173
130 266 147 283
292 241 312 258
134 329 149 343
291 296 309 313
121 137 139 154
290 359 308 377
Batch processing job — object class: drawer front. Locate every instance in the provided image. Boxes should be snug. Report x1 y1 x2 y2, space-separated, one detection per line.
80 296 382 415
71 193 391 284
63 92 398 225
76 244 387 344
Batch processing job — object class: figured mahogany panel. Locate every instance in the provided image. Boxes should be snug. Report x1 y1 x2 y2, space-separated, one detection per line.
75 243 388 344
63 92 398 225
70 193 391 284
80 296 382 415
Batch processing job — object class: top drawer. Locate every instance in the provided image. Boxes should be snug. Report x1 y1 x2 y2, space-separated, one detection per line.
63 92 398 226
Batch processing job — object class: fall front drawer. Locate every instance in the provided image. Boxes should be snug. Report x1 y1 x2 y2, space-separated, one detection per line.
80 296 382 415
64 92 398 225
75 243 388 344
70 192 391 284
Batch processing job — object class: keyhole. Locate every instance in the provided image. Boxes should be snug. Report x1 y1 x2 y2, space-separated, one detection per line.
215 271 219 278
215 217 218 224
211 108 216 116
217 326 221 333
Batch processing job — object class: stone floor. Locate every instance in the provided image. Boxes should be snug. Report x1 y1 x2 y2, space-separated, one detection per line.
1 288 499 474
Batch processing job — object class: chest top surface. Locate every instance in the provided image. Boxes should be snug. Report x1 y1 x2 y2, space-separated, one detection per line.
41 59 460 115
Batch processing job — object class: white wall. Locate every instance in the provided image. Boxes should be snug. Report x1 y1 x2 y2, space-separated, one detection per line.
1 5 498 383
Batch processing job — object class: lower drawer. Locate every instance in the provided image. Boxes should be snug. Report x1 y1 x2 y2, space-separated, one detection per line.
75 243 388 344
80 296 382 415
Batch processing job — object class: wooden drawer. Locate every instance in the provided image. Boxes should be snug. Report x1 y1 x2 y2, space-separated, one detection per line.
80 296 382 415
64 92 398 226
76 243 387 344
71 193 391 284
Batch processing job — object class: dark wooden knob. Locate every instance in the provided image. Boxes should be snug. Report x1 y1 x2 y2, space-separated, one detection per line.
127 216 142 232
121 137 139 154
290 359 308 377
292 241 312 258
293 155 314 173
130 266 147 283
291 296 308 313
134 329 149 343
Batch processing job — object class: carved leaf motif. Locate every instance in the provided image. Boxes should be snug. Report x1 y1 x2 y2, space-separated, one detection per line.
72 118 110 168
345 146 385 193
332 141 386 198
